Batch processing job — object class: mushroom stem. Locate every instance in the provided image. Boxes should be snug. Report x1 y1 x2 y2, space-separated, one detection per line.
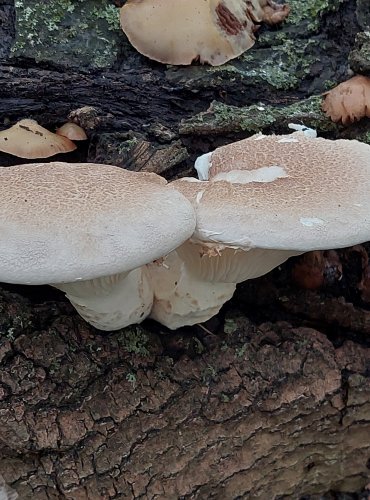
147 251 236 330
54 267 153 331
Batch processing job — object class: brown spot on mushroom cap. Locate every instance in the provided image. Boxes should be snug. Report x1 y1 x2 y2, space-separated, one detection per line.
321 75 370 125
173 133 370 251
56 122 88 141
0 119 77 159
120 0 263 66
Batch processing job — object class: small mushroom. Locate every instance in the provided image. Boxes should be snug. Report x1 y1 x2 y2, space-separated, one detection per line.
56 122 88 141
321 75 370 125
247 0 290 24
0 119 76 159
0 162 195 331
120 0 289 66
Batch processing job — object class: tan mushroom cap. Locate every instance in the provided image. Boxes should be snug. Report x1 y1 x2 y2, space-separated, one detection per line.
0 119 77 159
0 162 196 284
56 122 88 141
120 0 257 66
321 75 370 125
176 133 370 251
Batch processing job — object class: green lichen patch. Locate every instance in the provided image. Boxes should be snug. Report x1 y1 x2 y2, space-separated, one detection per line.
117 327 149 357
179 96 336 136
167 38 320 92
349 31 370 73
235 39 317 90
285 0 343 31
12 0 121 69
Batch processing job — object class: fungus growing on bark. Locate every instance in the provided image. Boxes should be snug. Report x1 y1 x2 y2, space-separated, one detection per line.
149 132 370 329
0 162 195 331
56 122 88 141
247 0 290 24
120 0 289 66
0 119 77 159
321 75 370 124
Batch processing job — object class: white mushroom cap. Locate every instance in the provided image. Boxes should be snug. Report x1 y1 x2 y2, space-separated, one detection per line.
120 0 256 66
188 133 370 251
0 162 196 284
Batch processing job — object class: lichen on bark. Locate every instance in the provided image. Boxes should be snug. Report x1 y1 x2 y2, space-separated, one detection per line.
11 0 121 68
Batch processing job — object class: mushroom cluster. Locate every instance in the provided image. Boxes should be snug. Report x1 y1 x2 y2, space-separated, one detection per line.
0 119 86 159
148 132 370 328
120 0 290 66
0 162 195 330
0 132 370 331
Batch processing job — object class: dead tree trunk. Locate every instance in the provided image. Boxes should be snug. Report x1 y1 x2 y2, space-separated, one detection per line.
0 287 369 499
0 0 370 498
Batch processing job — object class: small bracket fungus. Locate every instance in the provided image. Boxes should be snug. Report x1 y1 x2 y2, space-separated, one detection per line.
0 119 76 158
120 0 289 66
56 122 88 141
150 132 370 329
0 162 195 331
321 75 370 125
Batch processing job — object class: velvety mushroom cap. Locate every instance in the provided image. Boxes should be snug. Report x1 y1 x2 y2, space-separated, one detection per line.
179 133 370 251
0 162 196 284
56 122 88 141
120 0 256 66
0 119 76 158
321 75 370 125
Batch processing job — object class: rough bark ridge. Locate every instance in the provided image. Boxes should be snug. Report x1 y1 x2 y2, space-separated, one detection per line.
0 0 370 498
0 289 369 499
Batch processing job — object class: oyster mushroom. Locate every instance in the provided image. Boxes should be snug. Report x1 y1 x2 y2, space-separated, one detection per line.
0 162 195 331
150 132 370 329
120 0 289 66
0 119 76 159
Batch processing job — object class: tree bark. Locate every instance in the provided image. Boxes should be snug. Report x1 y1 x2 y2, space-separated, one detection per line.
0 1 370 498
0 288 369 499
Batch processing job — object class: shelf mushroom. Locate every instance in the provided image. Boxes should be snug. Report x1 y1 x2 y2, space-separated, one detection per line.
149 132 370 329
120 0 289 66
0 162 195 331
56 122 88 141
321 75 370 125
0 119 76 158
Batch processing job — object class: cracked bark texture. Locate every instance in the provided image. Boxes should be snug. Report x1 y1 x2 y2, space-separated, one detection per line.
0 289 369 499
1 0 370 498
